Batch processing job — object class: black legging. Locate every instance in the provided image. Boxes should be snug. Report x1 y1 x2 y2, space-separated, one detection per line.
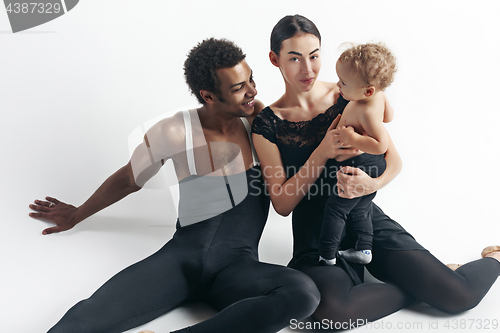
47 167 320 333
47 243 319 333
305 247 500 329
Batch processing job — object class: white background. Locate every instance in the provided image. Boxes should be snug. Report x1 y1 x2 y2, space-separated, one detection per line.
1 1 500 332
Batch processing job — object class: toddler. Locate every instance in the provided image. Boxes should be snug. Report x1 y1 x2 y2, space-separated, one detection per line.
319 42 396 265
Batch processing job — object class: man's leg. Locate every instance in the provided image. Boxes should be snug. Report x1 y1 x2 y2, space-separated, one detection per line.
172 259 320 333
48 241 197 333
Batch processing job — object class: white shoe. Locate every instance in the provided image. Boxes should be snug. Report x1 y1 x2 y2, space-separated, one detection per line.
338 249 372 264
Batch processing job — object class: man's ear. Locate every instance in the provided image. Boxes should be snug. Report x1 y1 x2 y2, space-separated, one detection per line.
269 51 280 67
364 86 375 97
200 90 216 104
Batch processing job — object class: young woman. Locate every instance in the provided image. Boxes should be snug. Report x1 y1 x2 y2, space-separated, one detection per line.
252 14 500 326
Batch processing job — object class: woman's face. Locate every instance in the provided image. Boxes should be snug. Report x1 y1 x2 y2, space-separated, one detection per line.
273 33 321 92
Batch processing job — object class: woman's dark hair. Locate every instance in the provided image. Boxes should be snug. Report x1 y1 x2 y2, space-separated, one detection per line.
184 38 246 104
270 15 321 56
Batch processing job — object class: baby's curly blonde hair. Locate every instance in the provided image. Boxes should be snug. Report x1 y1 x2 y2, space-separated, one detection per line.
338 42 397 91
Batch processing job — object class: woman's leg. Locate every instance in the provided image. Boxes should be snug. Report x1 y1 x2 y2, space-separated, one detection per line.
48 241 196 333
368 247 500 313
172 260 320 333
304 265 415 328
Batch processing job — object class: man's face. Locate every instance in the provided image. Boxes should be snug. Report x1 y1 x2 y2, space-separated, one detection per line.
214 60 257 117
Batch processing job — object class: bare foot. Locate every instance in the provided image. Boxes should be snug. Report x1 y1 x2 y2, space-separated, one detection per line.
484 252 500 262
446 263 461 271
138 331 155 333
481 245 500 262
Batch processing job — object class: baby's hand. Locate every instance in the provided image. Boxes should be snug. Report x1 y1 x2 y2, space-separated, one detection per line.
338 126 355 147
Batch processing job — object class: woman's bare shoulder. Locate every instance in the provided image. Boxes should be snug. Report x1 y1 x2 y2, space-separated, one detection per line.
267 95 289 117
319 80 337 90
311 81 339 107
318 80 339 94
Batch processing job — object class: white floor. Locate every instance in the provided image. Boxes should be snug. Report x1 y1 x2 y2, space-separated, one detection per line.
1 1 500 332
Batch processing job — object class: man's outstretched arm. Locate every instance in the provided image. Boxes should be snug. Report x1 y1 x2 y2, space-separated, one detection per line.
29 161 142 235
29 113 183 235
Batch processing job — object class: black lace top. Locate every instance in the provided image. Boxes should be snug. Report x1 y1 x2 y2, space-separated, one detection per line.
252 96 349 270
252 95 423 275
252 97 348 148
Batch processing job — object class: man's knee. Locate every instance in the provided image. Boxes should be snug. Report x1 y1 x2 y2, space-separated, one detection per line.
311 296 347 323
282 271 321 318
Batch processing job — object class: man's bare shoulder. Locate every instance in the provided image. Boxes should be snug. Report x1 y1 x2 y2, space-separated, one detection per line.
247 99 266 125
146 111 186 147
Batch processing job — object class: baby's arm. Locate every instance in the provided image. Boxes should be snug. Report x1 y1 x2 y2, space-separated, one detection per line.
339 104 388 155
383 94 394 123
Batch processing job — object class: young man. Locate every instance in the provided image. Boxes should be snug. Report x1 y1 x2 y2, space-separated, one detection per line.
29 38 320 333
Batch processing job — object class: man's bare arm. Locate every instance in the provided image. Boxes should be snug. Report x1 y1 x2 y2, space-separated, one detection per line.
29 113 184 234
29 162 142 234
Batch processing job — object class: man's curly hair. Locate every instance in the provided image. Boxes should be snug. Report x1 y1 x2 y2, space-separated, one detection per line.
184 38 246 104
338 42 397 91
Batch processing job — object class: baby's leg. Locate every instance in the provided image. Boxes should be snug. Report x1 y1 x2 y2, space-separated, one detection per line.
338 192 376 264
337 154 386 265
320 191 363 264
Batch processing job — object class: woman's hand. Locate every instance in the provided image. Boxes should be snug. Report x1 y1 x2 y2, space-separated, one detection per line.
29 197 79 235
336 166 381 199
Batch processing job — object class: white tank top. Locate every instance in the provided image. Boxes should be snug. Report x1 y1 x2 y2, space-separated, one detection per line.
181 109 259 176
176 109 259 227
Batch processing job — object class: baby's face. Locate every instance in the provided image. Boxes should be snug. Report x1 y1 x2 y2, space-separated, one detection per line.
336 60 368 101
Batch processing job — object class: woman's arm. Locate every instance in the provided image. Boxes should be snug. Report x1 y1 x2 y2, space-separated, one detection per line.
253 115 357 216
336 130 401 199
